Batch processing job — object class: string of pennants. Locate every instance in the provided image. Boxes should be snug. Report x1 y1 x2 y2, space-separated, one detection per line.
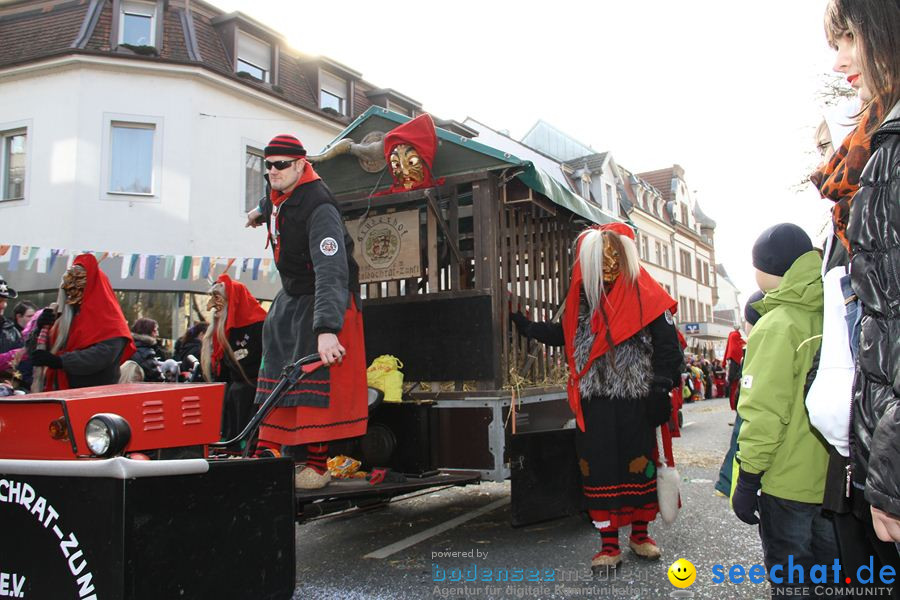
0 245 278 282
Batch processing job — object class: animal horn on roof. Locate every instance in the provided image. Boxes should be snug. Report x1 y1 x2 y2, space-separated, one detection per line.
306 132 386 174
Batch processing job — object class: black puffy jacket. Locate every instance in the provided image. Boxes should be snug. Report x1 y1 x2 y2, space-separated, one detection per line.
847 101 900 518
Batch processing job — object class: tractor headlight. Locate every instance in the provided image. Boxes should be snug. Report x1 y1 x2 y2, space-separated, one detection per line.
85 414 131 457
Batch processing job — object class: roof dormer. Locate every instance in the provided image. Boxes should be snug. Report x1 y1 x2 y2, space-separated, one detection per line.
212 12 283 85
299 57 361 119
365 88 422 118
111 0 165 54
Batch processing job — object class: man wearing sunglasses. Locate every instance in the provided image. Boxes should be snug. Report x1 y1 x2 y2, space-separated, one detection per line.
245 134 368 490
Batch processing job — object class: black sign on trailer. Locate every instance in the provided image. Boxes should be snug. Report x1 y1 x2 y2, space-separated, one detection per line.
0 458 294 600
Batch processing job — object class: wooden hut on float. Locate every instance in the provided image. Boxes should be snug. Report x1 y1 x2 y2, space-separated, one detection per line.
306 107 619 524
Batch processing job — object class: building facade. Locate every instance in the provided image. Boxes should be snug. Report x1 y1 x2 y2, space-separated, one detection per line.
629 166 725 355
0 0 426 341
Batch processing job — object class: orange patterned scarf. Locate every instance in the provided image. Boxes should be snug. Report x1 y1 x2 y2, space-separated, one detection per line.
810 102 881 252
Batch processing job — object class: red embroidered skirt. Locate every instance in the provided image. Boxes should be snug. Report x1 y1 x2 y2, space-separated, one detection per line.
257 298 368 446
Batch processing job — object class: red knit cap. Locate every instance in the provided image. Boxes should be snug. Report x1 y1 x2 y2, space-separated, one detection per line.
265 134 306 158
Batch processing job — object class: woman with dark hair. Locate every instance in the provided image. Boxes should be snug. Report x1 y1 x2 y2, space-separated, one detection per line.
130 317 164 382
824 0 900 556
512 223 683 569
174 321 208 365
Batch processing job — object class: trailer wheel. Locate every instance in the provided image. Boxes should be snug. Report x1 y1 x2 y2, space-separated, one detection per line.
360 422 397 467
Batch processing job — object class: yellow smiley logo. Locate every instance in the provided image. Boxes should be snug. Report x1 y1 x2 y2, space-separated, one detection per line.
668 558 697 588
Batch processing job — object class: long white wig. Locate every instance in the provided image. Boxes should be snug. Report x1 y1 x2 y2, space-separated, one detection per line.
575 227 640 315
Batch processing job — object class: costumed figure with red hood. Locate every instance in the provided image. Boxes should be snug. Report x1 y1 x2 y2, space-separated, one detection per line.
200 274 266 447
381 114 443 194
510 223 683 569
723 326 745 411
29 254 136 391
245 134 367 490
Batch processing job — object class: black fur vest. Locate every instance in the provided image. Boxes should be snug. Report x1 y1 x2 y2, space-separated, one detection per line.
573 302 652 400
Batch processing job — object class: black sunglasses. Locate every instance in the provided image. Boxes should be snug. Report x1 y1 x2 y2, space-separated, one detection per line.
265 159 298 171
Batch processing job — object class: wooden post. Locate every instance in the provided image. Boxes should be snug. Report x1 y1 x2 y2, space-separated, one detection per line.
472 175 501 390
427 201 439 293
449 188 460 290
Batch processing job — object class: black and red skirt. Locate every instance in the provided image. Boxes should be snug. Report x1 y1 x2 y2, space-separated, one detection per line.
577 393 659 528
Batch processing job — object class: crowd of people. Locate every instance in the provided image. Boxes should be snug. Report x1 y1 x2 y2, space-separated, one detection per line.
680 355 729 403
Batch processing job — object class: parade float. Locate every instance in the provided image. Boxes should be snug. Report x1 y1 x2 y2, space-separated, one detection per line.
0 108 618 599
302 108 617 525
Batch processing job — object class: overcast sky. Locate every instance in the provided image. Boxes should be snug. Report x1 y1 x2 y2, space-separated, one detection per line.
212 0 849 302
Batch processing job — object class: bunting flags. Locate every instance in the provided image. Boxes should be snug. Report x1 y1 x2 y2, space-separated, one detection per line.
0 245 277 282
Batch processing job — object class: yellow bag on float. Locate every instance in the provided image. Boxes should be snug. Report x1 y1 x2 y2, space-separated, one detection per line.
367 355 404 403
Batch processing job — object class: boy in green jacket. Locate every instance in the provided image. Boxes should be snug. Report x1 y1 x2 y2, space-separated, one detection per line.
732 223 836 595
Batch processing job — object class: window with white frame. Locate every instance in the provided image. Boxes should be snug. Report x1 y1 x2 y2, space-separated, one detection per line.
654 241 661 266
662 244 670 269
109 121 155 194
320 70 348 115
1 129 26 201
245 146 266 212
119 0 156 46
236 31 272 82
605 183 614 212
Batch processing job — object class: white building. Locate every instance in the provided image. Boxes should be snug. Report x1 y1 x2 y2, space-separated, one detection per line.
0 0 427 339
631 166 725 354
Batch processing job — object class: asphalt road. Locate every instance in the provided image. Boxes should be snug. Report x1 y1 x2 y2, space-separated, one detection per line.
291 397 768 599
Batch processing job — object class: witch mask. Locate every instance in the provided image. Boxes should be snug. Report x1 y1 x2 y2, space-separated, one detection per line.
382 114 441 193
602 232 622 284
206 283 225 314
389 144 425 190
62 265 88 305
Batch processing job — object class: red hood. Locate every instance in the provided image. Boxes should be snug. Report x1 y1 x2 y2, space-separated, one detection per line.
724 329 745 363
212 274 267 366
48 254 136 390
59 254 135 357
383 113 440 192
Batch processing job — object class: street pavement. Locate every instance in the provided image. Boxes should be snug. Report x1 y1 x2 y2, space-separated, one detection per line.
292 397 768 599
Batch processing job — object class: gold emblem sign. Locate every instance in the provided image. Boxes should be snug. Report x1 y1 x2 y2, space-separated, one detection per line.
353 209 421 284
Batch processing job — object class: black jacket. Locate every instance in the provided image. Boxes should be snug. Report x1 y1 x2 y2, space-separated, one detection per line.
0 316 21 355
215 321 263 385
173 337 202 364
260 179 359 299
847 101 900 518
59 337 129 388
132 333 164 382
520 310 684 395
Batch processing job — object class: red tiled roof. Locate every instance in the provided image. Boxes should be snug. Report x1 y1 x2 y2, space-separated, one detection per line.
161 9 191 63
635 168 675 202
0 0 387 125
276 54 317 109
83 1 111 53
0 1 88 67
189 8 232 73
354 81 373 117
